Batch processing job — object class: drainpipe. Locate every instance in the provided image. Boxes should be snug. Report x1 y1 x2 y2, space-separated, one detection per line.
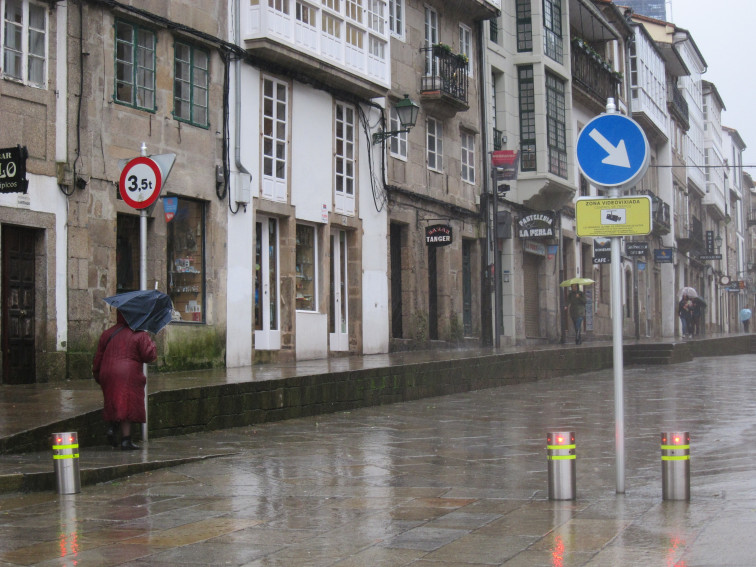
478 19 498 347
233 0 251 196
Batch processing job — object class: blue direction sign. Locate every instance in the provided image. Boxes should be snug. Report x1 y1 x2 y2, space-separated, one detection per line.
576 113 649 189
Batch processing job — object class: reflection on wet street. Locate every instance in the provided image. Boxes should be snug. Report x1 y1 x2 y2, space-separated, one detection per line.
1 355 755 566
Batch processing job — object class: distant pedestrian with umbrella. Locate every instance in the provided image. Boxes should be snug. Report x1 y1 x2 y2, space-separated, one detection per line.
93 290 173 450
561 278 592 345
740 306 752 333
678 287 697 339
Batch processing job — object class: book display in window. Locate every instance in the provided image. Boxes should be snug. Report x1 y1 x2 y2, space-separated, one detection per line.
296 225 315 311
167 199 205 322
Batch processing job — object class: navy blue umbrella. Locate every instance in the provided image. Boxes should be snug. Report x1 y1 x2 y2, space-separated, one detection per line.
104 289 173 333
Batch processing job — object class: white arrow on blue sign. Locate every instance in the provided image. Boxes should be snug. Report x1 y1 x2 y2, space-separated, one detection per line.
576 113 650 189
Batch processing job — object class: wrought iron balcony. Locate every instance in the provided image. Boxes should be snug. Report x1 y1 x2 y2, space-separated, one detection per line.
638 189 671 236
420 46 469 116
668 86 689 131
571 38 619 104
748 208 756 227
676 214 705 252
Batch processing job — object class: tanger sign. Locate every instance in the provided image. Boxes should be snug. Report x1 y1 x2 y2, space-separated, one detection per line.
425 224 453 247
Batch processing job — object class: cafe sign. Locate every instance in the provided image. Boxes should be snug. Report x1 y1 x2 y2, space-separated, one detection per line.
425 224 452 247
0 146 29 194
517 212 555 239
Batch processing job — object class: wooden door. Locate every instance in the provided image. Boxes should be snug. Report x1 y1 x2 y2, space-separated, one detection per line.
2 226 36 384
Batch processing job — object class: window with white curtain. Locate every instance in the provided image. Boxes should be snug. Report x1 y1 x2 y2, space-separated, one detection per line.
1 0 46 87
427 117 443 172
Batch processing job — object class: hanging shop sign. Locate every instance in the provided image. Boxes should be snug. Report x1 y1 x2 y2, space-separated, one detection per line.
593 237 611 264
523 240 546 256
0 146 29 194
625 241 648 256
491 150 519 192
517 212 555 239
425 224 453 247
705 230 715 253
654 248 674 263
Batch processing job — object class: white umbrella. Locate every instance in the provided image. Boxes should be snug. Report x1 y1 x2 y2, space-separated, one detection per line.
678 286 698 300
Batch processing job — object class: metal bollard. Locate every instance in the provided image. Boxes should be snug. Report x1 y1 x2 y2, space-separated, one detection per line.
661 431 689 501
52 432 81 495
547 431 576 500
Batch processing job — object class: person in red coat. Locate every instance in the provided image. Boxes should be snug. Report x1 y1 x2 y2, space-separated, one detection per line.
92 310 157 450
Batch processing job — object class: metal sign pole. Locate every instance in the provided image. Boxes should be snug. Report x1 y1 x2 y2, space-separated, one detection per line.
575 98 650 496
139 142 149 443
610 189 624 493
604 102 625 494
492 164 501 348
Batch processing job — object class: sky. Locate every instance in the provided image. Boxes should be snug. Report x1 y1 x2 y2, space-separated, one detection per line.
667 0 756 169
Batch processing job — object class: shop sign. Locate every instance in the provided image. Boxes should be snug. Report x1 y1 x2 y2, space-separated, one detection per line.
523 240 546 256
517 212 555 239
705 230 713 253
0 146 29 194
491 150 519 192
593 237 610 264
425 224 452 247
625 241 648 256
654 248 674 263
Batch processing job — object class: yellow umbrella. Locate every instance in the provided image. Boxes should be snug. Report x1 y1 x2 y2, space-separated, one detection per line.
560 277 595 287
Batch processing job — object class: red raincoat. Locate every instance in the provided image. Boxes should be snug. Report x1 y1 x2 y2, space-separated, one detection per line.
92 311 157 423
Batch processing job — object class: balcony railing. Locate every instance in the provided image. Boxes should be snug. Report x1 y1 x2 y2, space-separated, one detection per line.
748 208 756 227
571 38 619 104
420 46 469 110
676 214 705 251
639 189 670 235
668 86 689 130
243 2 390 92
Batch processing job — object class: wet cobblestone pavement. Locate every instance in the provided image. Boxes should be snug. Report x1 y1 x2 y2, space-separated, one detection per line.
1 353 755 565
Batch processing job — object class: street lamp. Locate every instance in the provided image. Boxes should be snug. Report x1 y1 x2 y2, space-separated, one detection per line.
372 95 420 144
714 233 723 251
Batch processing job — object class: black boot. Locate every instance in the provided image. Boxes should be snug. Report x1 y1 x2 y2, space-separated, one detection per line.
106 423 119 447
121 437 140 450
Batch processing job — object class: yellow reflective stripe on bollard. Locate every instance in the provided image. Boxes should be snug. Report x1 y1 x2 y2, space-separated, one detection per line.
52 444 79 450
661 444 689 451
661 455 689 461
548 454 576 460
53 454 80 460
547 444 576 450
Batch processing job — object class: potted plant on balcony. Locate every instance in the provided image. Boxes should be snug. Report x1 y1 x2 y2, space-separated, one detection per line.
432 43 454 57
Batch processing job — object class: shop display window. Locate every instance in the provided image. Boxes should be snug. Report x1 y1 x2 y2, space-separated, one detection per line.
167 198 205 322
295 224 317 311
116 214 139 293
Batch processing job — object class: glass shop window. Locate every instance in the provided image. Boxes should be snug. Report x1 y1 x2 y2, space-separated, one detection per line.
295 223 317 311
116 214 140 293
167 197 206 323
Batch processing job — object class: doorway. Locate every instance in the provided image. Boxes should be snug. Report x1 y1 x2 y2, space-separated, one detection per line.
428 246 438 340
255 216 280 350
390 224 403 338
2 226 37 384
462 240 472 336
329 230 349 351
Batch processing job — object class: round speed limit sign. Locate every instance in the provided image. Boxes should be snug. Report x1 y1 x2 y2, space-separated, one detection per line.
119 156 162 209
